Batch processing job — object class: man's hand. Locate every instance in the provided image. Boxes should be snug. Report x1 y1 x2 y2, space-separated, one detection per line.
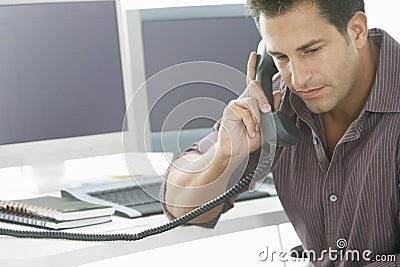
216 51 282 162
164 52 283 221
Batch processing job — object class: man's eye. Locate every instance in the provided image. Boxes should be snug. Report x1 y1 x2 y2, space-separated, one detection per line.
304 47 321 55
276 55 289 62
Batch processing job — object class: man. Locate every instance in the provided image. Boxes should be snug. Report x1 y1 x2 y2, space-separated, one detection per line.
161 0 400 266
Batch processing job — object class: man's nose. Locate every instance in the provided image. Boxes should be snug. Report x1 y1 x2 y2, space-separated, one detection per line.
289 60 312 89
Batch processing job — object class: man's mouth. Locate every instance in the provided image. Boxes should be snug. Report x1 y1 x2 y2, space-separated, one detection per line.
297 87 324 99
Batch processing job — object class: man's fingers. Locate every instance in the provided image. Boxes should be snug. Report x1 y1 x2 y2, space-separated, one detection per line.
243 80 271 113
224 98 260 138
273 91 283 110
246 51 258 85
234 97 261 124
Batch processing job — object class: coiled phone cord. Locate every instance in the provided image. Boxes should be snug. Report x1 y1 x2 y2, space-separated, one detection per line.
0 164 266 241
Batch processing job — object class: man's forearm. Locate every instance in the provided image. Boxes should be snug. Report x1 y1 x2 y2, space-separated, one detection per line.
164 144 244 223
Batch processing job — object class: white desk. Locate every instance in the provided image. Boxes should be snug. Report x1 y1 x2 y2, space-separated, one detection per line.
0 154 290 267
0 196 288 267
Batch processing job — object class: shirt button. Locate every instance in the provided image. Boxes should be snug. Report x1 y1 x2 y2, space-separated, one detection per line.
312 137 319 145
329 194 338 202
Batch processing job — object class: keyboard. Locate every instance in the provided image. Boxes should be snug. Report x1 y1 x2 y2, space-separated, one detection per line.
61 175 276 218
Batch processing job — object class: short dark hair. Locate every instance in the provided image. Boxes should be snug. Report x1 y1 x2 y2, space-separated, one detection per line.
246 0 365 37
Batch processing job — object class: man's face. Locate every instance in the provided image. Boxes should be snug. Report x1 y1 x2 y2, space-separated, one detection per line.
259 3 359 114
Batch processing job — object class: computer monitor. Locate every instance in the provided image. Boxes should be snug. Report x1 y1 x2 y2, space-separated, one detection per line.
0 0 150 189
126 4 262 155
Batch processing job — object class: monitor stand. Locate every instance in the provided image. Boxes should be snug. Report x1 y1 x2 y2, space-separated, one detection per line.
23 161 66 193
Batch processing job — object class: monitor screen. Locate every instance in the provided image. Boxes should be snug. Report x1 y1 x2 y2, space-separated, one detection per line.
0 0 148 170
128 4 262 153
0 1 126 145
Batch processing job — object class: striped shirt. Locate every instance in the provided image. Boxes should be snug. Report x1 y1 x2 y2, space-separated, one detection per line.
161 28 400 266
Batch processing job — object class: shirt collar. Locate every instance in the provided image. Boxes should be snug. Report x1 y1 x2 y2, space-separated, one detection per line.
365 28 400 113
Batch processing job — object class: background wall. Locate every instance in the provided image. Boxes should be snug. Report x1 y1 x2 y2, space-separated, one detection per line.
364 0 399 41
121 0 399 42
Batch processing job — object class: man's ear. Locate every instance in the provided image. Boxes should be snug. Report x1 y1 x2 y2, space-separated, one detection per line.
347 11 369 49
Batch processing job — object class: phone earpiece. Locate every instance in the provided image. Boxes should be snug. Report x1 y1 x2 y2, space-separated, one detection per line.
255 39 300 146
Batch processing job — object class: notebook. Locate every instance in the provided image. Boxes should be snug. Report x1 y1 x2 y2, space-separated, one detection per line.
0 196 115 221
0 210 111 230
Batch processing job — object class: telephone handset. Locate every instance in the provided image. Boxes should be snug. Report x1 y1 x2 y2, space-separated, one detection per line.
0 40 300 242
256 39 300 146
